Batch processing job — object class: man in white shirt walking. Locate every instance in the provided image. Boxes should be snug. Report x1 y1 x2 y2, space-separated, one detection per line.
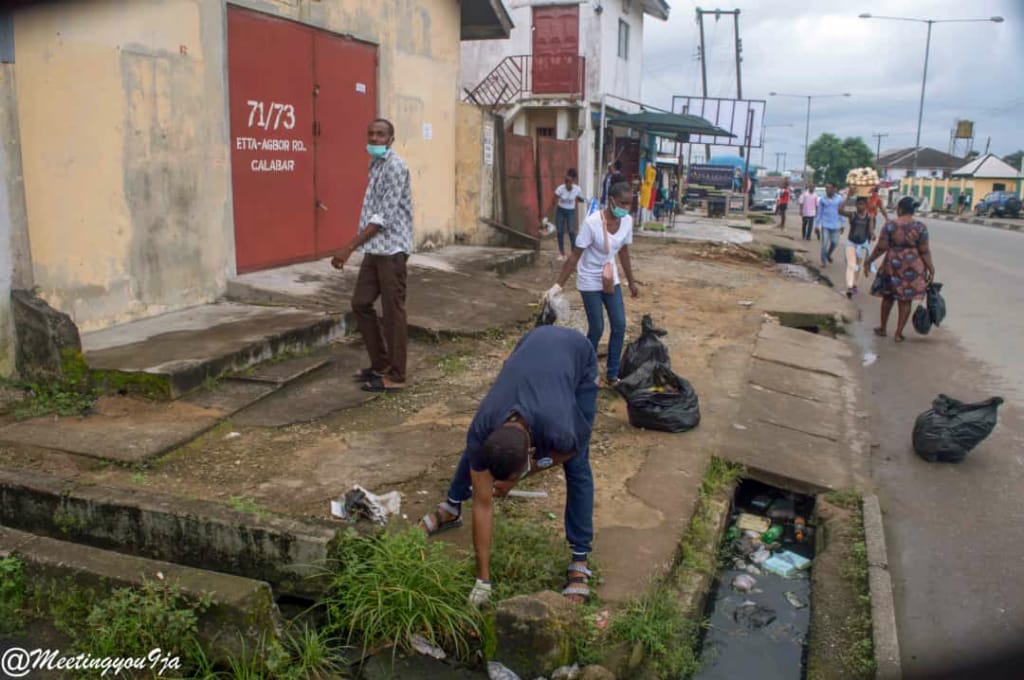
799 182 819 241
554 168 586 261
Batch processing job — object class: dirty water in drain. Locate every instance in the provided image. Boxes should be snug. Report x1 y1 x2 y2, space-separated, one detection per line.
694 479 816 680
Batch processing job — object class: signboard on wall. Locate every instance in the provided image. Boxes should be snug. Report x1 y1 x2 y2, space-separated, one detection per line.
670 96 766 148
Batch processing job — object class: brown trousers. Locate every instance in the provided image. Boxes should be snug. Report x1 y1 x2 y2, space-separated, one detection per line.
351 253 408 382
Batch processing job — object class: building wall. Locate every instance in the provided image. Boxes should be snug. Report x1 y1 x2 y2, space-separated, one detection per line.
901 176 1022 206
0 62 33 377
14 0 460 333
587 0 644 104
454 103 498 244
459 3 532 95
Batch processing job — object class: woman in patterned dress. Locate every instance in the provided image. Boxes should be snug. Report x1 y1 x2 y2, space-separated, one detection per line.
865 196 936 342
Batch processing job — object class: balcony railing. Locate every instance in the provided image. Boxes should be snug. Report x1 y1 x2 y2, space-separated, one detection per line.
464 54 586 108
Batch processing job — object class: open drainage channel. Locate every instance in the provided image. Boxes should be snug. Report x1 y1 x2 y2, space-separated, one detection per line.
694 478 817 680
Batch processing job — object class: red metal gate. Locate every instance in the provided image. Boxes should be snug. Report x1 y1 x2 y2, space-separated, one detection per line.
537 137 579 221
504 132 540 237
313 33 377 256
228 7 316 273
531 6 579 95
227 7 377 273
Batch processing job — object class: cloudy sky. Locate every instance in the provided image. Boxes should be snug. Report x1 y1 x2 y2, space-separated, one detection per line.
641 0 1024 170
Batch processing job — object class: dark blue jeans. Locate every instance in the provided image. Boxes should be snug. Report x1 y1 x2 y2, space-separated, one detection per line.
556 207 577 254
446 350 598 560
580 285 627 381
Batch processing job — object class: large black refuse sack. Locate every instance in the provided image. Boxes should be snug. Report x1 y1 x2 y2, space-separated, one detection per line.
912 394 1003 463
927 282 946 327
617 364 701 433
912 305 932 335
619 315 670 380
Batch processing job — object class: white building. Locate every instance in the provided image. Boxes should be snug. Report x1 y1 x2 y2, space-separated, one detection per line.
460 0 670 201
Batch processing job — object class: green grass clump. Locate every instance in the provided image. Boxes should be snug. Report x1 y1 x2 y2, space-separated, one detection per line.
489 515 568 601
13 381 97 420
0 555 27 635
323 528 480 660
841 515 876 678
610 585 701 678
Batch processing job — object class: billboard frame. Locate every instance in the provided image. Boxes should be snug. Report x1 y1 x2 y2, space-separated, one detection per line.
670 96 766 148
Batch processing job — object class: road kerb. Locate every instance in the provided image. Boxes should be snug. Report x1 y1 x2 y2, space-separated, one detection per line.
862 494 902 680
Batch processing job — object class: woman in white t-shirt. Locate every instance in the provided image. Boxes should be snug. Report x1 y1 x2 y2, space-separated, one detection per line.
553 168 586 260
551 181 639 386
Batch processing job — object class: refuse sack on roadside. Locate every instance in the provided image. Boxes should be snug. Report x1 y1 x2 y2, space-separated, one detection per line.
619 314 671 380
617 363 701 433
535 288 570 327
927 282 946 327
912 394 1004 463
912 305 932 335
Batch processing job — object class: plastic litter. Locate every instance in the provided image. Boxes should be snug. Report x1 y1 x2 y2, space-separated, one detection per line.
912 305 932 335
409 634 446 660
762 524 784 544
749 495 773 512
488 661 522 680
927 282 946 326
763 551 812 578
784 591 807 609
767 498 796 521
552 664 581 680
732 573 757 592
619 315 671 380
223 431 242 440
737 513 771 534
744 564 763 576
734 602 776 630
750 546 772 566
536 289 571 327
862 352 878 367
330 485 401 526
618 364 701 433
913 394 1003 463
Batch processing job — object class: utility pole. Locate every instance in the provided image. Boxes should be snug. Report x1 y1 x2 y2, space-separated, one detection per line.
775 152 784 173
871 132 889 165
696 8 743 160
696 8 710 163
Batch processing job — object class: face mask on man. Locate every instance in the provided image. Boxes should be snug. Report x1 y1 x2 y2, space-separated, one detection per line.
366 144 388 158
612 207 629 219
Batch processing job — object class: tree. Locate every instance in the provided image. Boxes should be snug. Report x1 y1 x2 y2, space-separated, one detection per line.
1003 150 1024 170
806 134 876 187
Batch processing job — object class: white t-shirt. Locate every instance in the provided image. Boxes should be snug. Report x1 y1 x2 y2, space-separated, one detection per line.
555 184 583 210
574 210 633 292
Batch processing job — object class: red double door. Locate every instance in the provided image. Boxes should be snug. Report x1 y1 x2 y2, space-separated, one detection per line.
227 7 378 273
532 5 579 95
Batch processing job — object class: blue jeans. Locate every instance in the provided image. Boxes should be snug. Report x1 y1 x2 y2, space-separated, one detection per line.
821 228 841 264
445 351 598 559
580 286 627 381
556 207 577 254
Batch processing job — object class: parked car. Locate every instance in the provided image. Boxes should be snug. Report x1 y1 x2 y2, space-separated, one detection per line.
750 187 780 212
974 191 1022 218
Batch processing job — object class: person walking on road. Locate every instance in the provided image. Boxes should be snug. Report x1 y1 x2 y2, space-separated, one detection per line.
841 196 875 299
776 179 791 230
418 325 599 606
799 182 818 240
552 181 639 387
867 186 889 230
865 196 936 343
815 183 845 266
944 191 954 213
554 169 586 261
331 119 413 393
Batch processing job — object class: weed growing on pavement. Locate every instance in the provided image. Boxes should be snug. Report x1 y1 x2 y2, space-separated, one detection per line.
228 495 270 517
489 515 568 601
841 512 876 678
0 555 26 635
678 457 744 574
610 584 701 678
323 527 481 660
13 381 97 420
438 350 472 378
825 488 862 510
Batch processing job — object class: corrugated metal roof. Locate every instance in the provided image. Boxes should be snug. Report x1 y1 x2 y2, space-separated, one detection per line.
951 153 1023 178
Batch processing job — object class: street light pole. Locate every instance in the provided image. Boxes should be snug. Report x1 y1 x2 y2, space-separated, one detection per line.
769 92 851 178
859 12 1004 175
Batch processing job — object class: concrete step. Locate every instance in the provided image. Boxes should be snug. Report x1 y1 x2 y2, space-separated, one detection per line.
82 302 344 399
0 525 283 660
0 467 342 599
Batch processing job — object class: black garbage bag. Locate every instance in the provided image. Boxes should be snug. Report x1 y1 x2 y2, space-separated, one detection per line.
912 394 1004 463
619 315 670 380
617 364 701 433
912 305 932 335
927 282 946 327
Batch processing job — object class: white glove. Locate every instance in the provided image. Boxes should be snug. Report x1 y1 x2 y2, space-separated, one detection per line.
469 579 492 606
545 284 562 300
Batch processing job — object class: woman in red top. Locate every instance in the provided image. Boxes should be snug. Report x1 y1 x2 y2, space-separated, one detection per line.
866 186 889 230
776 179 791 230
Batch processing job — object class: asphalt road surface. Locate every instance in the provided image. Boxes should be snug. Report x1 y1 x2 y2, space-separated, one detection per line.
818 216 1024 679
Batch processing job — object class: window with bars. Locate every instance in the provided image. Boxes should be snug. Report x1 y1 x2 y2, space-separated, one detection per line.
536 127 555 138
618 20 629 59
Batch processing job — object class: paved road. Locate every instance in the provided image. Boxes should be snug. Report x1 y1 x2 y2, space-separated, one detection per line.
819 216 1024 679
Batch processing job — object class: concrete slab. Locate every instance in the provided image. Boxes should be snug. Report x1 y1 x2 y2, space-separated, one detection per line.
231 344 379 427
748 358 844 403
0 525 282 660
752 231 812 255
757 279 857 327
753 329 852 378
82 302 343 398
633 218 753 244
0 467 339 598
720 419 850 492
0 397 222 463
233 355 332 385
226 252 538 337
742 384 843 441
181 379 279 414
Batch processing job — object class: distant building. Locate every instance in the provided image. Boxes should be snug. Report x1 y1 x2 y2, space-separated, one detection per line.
877 147 965 180
900 153 1022 208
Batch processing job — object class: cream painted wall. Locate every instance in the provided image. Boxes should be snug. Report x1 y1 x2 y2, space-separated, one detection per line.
14 1 234 333
14 0 461 332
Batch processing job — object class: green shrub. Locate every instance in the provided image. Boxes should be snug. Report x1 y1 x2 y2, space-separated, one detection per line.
0 556 27 635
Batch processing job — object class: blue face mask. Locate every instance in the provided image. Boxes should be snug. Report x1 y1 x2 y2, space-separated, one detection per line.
612 207 629 219
366 144 388 158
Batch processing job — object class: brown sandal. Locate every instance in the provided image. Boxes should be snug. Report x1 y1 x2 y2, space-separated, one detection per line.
873 327 887 337
561 562 592 603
